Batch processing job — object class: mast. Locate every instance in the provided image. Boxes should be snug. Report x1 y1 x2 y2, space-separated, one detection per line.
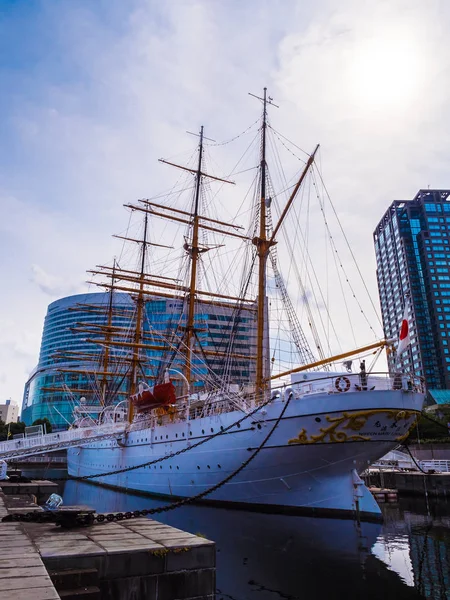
250 89 319 401
253 88 273 402
128 213 149 422
185 126 204 391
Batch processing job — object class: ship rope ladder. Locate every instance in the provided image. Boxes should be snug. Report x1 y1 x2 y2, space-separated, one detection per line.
264 191 316 367
268 246 315 367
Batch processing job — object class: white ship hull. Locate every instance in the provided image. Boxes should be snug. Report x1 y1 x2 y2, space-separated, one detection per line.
67 389 423 521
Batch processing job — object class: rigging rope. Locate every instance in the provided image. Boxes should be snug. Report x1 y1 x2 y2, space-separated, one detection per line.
205 118 260 147
265 136 330 362
311 167 380 340
313 166 383 330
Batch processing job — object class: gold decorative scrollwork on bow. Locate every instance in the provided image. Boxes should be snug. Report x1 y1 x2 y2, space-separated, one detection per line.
288 409 419 445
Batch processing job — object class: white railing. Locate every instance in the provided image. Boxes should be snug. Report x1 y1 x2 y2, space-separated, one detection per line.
12 455 67 464
0 422 126 460
420 460 450 473
291 372 425 397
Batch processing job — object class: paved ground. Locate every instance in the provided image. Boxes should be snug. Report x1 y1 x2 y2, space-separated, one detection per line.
0 492 215 600
0 495 59 599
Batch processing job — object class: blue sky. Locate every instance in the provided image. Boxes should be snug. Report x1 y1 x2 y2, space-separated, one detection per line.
1 0 450 408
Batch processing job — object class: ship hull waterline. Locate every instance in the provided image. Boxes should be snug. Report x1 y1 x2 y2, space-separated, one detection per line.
67 389 423 522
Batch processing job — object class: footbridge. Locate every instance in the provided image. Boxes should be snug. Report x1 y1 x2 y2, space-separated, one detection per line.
0 423 126 461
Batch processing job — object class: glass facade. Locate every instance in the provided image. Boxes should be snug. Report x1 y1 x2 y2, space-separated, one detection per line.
22 292 256 429
144 299 256 386
22 293 135 429
374 189 450 392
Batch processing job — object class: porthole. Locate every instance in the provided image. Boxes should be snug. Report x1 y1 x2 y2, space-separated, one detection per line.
315 417 321 423
207 465 210 469
166 435 168 439
176 466 179 470
197 465 200 469
202 429 205 434
189 431 193 436
182 433 185 437
237 423 241 428
218 464 221 468
257 423 262 430
160 466 163 469
170 466 172 469
211 428 214 432
176 434 178 438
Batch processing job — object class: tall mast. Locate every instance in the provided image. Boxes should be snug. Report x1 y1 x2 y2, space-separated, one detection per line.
249 88 319 400
128 213 149 422
253 88 273 402
122 127 233 396
185 126 204 391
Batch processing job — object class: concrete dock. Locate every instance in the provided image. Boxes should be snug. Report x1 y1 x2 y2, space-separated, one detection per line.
1 479 59 503
0 492 215 599
0 496 59 600
364 470 450 496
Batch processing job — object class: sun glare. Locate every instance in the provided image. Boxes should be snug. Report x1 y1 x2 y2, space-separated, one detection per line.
350 34 425 110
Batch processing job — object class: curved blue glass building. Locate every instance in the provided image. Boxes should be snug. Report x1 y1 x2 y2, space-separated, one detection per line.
22 293 134 429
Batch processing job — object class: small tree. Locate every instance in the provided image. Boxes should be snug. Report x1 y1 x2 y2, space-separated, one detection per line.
0 419 6 441
32 418 53 434
407 407 450 442
9 421 26 437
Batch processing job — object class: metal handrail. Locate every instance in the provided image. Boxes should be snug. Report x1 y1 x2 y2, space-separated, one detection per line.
0 422 126 460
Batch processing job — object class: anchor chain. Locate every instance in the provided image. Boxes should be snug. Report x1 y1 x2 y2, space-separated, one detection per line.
72 392 282 481
3 394 292 528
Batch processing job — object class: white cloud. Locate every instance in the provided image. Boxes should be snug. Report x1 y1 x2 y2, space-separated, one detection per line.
30 264 83 298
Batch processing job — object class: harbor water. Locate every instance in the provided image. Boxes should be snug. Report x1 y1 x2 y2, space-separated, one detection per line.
22 468 450 599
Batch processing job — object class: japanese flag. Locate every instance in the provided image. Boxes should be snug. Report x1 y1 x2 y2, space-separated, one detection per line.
397 305 410 356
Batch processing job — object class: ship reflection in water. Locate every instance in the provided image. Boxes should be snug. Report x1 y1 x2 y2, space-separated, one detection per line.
64 480 450 599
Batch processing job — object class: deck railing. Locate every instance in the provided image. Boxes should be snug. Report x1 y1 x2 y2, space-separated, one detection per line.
0 422 126 460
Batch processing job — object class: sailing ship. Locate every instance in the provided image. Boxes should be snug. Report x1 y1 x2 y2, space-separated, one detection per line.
67 89 424 521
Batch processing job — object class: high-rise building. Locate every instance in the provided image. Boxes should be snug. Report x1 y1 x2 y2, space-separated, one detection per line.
374 189 450 402
22 292 256 429
0 399 19 424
